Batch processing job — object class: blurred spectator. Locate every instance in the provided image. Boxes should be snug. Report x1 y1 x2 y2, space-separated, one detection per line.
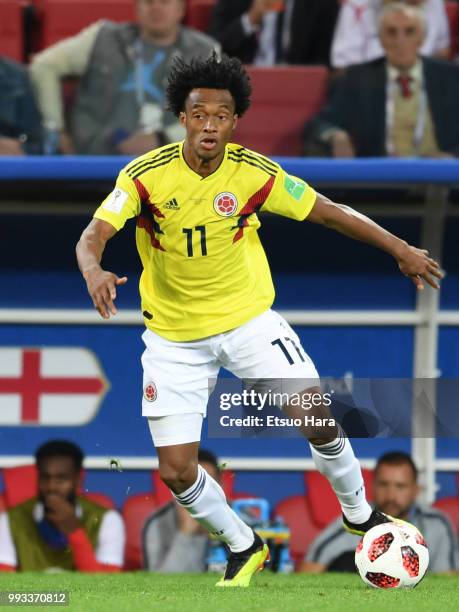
29 0 219 155
304 3 459 158
143 449 226 572
0 440 125 572
208 0 339 65
300 452 457 573
331 0 450 69
0 56 42 155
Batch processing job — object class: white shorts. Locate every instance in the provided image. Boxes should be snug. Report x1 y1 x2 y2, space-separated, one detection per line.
147 413 203 447
143 309 319 446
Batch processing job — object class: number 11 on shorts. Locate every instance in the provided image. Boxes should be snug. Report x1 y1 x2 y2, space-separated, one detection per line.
271 337 305 365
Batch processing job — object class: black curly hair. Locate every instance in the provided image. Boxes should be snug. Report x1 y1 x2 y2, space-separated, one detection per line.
35 440 84 472
166 52 252 117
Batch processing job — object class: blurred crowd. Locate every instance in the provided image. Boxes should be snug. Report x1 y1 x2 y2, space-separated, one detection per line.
0 440 457 573
1 0 459 157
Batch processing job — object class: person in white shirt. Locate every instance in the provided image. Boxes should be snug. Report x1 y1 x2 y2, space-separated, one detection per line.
331 0 450 70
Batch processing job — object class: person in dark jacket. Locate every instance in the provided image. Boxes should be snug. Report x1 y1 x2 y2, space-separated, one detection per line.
304 2 459 158
0 56 42 155
208 0 339 66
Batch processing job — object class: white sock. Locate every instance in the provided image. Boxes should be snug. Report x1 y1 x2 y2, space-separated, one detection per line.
309 431 372 524
173 465 254 553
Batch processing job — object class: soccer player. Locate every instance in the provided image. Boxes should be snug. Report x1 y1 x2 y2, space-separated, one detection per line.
76 54 443 586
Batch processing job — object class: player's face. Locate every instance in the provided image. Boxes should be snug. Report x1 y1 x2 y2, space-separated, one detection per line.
372 463 419 519
379 10 424 70
38 456 80 508
137 0 185 39
180 88 238 163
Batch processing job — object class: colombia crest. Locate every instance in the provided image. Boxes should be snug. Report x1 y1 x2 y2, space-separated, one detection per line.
143 381 157 402
213 192 238 217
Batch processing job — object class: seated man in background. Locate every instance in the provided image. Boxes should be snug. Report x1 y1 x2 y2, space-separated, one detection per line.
0 55 42 155
29 0 219 155
301 452 457 573
0 440 125 572
331 0 450 70
208 0 339 66
143 449 226 573
304 2 459 158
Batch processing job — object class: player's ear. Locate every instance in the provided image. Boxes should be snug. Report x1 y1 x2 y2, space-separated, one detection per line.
179 112 186 128
232 114 238 130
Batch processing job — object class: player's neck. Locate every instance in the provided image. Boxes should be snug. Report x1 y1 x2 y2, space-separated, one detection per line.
182 143 225 178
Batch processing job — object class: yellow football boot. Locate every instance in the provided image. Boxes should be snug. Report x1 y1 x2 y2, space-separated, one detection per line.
215 532 269 588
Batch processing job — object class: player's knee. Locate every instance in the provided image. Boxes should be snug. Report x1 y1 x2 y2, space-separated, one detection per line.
158 460 198 494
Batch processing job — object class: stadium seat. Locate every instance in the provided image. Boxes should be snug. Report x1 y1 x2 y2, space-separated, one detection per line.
273 469 374 565
1 465 115 510
433 496 459 535
122 492 159 570
185 0 215 32
274 495 322 568
0 0 24 61
34 0 135 49
305 469 374 529
446 1 459 58
2 465 38 507
151 470 174 505
84 492 116 509
234 66 329 156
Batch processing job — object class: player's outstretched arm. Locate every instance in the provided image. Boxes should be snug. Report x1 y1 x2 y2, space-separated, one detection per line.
76 219 127 319
307 193 444 290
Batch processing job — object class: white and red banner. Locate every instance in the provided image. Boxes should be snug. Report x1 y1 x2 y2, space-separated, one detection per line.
0 348 108 426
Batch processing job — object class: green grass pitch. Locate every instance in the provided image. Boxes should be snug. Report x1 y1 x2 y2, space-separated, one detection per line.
0 573 458 611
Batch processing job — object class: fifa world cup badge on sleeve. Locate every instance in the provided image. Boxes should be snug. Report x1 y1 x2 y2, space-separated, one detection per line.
103 188 128 214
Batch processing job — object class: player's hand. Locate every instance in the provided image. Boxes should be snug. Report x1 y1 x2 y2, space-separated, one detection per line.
330 130 355 158
428 151 455 160
85 267 128 319
44 494 80 535
59 131 75 155
0 137 24 156
116 132 160 156
248 0 283 25
396 245 444 290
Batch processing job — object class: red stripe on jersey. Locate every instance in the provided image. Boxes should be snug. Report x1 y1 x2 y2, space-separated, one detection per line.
233 175 275 243
137 215 166 252
134 178 165 218
134 178 166 251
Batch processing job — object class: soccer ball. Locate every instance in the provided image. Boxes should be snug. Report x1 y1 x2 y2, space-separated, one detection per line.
355 522 429 589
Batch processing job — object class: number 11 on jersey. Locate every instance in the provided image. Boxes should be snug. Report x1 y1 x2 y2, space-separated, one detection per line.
183 226 208 257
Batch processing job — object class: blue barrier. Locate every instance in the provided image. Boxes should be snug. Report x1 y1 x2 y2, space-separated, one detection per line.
1 156 459 183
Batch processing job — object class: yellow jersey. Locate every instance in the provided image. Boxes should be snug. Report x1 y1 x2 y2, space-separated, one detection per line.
94 142 316 341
